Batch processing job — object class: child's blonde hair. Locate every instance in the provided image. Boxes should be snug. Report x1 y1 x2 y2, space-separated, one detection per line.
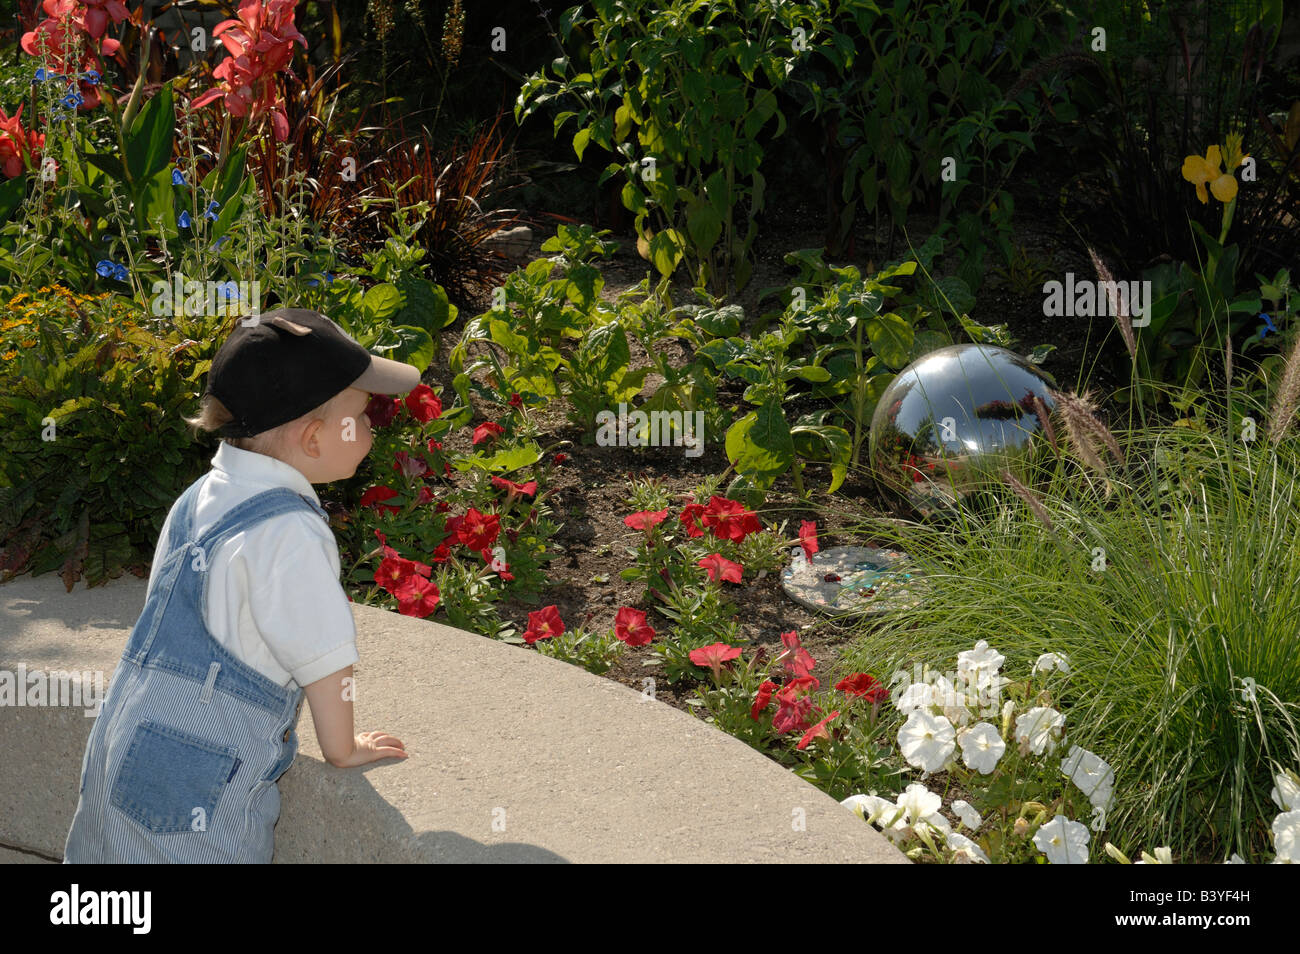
186 390 347 459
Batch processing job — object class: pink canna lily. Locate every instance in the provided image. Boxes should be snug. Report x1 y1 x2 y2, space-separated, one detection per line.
191 0 307 142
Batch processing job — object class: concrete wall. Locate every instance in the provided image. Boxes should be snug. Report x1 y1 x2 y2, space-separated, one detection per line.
0 574 906 864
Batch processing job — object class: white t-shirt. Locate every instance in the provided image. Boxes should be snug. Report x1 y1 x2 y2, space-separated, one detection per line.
146 442 360 689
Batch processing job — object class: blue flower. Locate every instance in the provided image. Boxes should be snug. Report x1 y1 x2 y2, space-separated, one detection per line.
1260 313 1279 338
172 167 186 186
213 235 231 250
95 260 128 283
203 200 221 221
34 68 58 83
214 281 240 301
60 90 84 110
305 271 335 288
178 210 192 229
82 70 100 86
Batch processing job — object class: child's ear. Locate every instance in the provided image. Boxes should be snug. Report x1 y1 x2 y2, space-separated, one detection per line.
299 417 324 458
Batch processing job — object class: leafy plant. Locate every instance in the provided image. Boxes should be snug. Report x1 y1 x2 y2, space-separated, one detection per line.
793 0 1068 287
517 0 827 294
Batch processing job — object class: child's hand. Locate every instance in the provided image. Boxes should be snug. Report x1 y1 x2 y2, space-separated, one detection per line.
332 731 409 768
304 667 409 768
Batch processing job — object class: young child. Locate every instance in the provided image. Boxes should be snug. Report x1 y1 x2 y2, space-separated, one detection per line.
65 308 413 863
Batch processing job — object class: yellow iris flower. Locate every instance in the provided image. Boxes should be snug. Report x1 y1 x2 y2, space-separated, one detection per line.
1181 144 1241 204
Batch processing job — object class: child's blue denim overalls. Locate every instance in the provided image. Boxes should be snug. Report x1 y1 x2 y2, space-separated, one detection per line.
64 479 328 863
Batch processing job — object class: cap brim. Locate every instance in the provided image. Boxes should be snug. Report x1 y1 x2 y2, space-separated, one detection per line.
350 355 422 395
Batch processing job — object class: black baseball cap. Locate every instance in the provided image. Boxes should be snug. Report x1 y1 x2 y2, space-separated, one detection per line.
206 308 421 438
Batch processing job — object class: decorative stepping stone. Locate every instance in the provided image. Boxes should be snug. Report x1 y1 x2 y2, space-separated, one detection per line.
781 544 924 616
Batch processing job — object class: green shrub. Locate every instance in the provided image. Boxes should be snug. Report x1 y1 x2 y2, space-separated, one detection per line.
0 289 218 586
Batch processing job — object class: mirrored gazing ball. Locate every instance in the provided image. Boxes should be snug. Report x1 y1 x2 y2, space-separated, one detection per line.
868 344 1059 514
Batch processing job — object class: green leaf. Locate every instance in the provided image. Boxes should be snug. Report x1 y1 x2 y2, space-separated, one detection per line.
725 400 794 487
573 126 592 162
455 444 543 474
795 365 832 383
686 202 723 256
137 166 177 239
384 326 436 372
0 176 25 224
393 276 458 333
649 228 685 277
125 82 175 186
866 313 915 369
361 283 403 321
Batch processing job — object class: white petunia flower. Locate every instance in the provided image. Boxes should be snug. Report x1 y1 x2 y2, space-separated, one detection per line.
1225 853 1246 864
1273 810 1300 864
1272 770 1300 812
840 794 900 828
947 831 991 863
1015 706 1066 756
895 783 942 825
1136 846 1173 864
894 681 936 715
1034 652 1070 674
933 675 974 727
1032 814 1090 864
958 640 1005 683
1061 745 1116 810
898 709 956 773
957 722 1006 775
952 799 982 831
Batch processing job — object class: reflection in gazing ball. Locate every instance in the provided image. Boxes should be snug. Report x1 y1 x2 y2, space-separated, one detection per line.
868 344 1059 515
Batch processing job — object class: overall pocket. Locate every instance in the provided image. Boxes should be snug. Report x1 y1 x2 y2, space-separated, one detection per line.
109 720 240 834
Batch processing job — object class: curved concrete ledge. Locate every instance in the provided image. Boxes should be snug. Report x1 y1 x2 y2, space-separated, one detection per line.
0 574 906 864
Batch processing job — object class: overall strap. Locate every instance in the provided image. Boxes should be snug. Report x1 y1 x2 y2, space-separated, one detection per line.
189 487 328 564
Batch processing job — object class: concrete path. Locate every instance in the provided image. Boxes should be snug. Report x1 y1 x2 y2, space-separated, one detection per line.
0 573 906 864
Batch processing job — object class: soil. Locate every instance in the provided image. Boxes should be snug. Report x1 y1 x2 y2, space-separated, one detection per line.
417 171 1138 720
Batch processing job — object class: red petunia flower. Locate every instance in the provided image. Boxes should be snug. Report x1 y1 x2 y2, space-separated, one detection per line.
491 475 538 499
750 679 778 721
835 673 890 705
523 604 564 644
364 394 401 428
473 421 505 445
456 508 500 551
404 384 443 423
416 486 434 505
393 450 429 478
774 630 816 679
393 575 441 618
799 520 819 559
772 677 821 734
554 453 568 465
613 607 655 646
796 710 841 750
697 553 743 584
373 529 398 560
688 642 743 681
508 393 523 409
701 496 762 543
375 555 432 595
624 509 668 532
679 503 707 538
359 485 401 515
